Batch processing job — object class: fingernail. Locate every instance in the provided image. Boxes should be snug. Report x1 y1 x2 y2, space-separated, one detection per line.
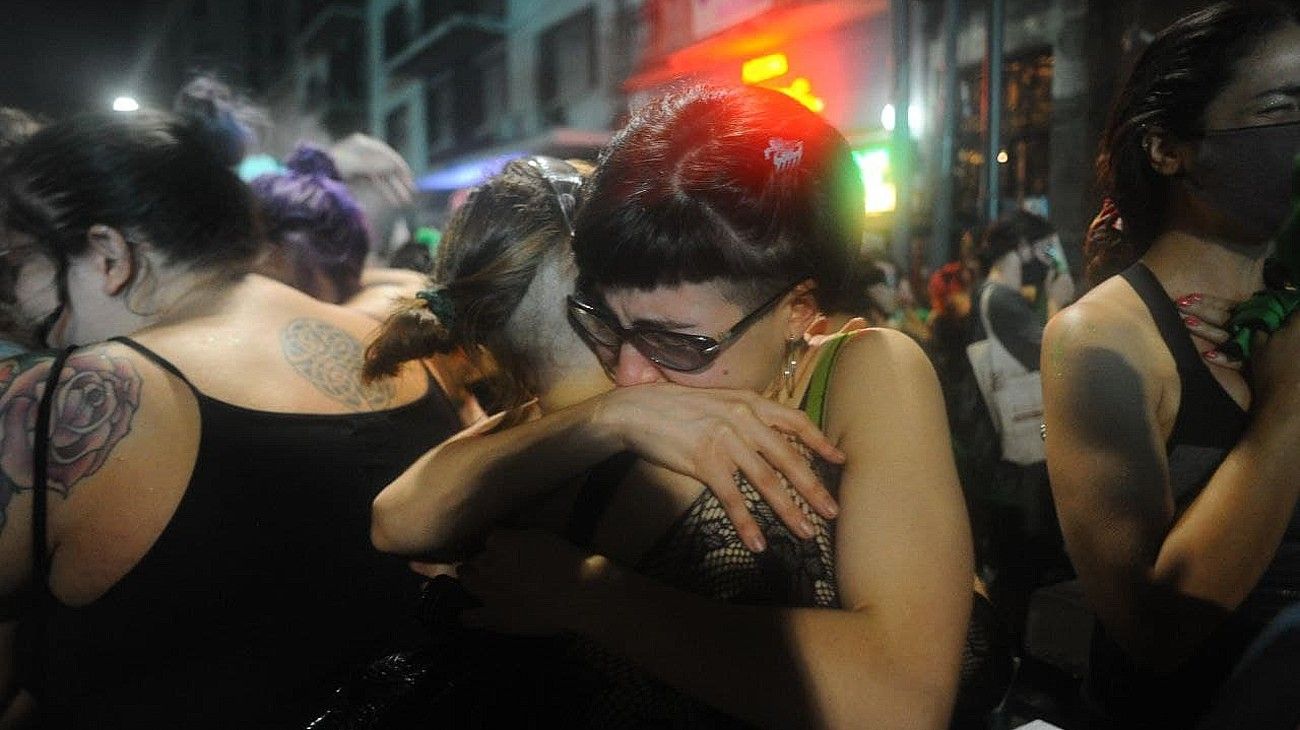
798 519 816 539
749 533 767 553
1177 294 1203 308
1203 349 1222 362
1183 315 1201 327
821 500 839 519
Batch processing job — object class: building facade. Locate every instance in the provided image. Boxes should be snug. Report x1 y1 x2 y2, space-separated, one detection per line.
363 0 644 187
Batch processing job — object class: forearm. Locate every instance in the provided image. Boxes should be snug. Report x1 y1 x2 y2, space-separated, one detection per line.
372 397 623 558
572 562 955 730
1154 417 1300 610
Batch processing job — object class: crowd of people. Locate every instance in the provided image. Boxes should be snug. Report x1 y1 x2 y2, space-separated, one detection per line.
0 2 1297 728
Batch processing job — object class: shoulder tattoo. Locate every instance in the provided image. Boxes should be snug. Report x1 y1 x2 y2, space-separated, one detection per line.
0 352 143 532
281 318 395 409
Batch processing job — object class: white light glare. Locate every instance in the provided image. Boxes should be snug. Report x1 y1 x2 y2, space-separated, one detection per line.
881 103 925 135
112 96 140 113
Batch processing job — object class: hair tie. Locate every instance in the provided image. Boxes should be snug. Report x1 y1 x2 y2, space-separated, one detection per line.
416 288 455 328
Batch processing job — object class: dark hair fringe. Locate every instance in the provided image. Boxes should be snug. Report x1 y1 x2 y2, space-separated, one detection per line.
573 85 864 312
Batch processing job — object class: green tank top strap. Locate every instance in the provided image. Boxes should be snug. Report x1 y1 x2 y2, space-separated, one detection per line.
801 331 857 429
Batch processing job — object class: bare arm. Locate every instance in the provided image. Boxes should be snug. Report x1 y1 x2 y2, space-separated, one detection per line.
460 332 973 729
1042 306 1300 670
373 384 846 560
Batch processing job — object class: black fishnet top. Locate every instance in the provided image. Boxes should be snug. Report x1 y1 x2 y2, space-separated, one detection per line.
546 443 842 729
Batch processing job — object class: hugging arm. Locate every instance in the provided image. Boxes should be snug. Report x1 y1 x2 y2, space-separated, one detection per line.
372 383 846 561
1042 308 1300 670
461 332 973 729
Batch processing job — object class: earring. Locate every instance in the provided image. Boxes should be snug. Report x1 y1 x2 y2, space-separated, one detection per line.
781 336 803 399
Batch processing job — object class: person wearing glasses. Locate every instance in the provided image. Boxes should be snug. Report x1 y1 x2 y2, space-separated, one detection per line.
367 87 971 728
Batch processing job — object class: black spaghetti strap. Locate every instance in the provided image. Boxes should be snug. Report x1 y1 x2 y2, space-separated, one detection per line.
1121 262 1247 447
564 452 638 549
1121 264 1207 374
30 345 76 693
109 336 198 389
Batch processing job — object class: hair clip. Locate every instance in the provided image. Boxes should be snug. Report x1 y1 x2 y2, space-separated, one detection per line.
416 288 455 328
764 138 804 173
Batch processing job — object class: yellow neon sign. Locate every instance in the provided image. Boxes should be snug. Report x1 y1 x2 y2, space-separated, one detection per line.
742 53 789 84
741 53 825 115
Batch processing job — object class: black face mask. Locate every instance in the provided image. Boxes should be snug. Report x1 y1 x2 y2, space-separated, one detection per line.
1189 120 1300 241
1021 256 1049 290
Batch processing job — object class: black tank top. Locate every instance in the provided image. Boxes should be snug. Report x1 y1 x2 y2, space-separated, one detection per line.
1086 264 1300 726
36 337 462 729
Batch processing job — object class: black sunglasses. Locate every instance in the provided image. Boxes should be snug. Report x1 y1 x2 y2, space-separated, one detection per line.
566 283 797 373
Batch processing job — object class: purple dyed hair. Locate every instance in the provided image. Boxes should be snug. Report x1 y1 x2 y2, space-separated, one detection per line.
251 144 369 303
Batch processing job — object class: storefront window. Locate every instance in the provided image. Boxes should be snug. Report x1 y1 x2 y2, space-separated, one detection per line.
954 47 1054 219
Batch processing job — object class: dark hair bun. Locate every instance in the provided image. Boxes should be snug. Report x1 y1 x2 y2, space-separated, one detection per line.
285 144 342 181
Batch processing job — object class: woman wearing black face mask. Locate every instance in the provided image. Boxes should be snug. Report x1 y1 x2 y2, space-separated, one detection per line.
1044 3 1300 727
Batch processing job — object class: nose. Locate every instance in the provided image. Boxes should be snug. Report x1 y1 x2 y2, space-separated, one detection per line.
612 342 665 387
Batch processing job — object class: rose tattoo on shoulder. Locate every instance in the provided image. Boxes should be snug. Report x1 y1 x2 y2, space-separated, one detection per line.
0 352 142 531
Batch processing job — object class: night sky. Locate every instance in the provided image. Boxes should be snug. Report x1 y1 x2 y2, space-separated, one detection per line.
1 1 167 119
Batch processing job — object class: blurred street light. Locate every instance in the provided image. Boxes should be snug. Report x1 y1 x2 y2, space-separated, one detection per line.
881 103 924 136
112 96 140 112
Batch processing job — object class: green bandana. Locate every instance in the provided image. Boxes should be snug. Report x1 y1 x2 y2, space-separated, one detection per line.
1224 153 1300 361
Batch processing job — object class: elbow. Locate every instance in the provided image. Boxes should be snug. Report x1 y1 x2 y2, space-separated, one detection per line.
1089 572 1236 674
370 488 435 556
370 489 468 561
369 492 408 555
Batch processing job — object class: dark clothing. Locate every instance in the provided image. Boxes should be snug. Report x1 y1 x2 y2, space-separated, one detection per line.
1085 264 1300 727
37 337 462 729
547 445 843 728
974 282 1043 372
970 283 1068 639
1197 601 1300 730
927 312 999 567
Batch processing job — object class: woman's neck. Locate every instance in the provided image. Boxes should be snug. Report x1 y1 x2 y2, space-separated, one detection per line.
532 357 613 415
1142 227 1272 301
134 267 250 332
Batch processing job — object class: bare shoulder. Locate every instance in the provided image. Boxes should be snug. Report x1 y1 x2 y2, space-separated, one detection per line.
1045 277 1161 357
825 328 939 402
818 329 944 441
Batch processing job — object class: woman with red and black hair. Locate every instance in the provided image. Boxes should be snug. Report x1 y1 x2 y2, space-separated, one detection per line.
372 86 973 729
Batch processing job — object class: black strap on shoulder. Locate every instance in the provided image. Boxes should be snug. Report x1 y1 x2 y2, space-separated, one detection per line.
1120 262 1247 446
108 336 198 391
32 347 76 594
29 345 77 693
1120 264 1205 376
564 452 638 550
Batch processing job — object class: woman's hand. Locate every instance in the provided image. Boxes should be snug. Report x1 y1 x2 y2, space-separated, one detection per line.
447 528 612 637
592 384 845 552
1177 293 1242 370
